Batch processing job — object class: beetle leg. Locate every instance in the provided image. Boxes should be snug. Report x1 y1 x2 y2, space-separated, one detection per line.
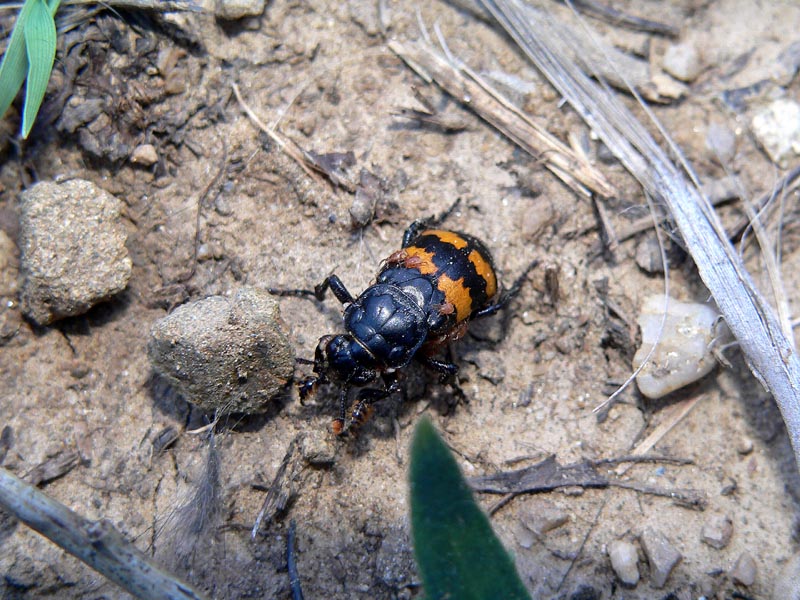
472 258 539 319
331 386 351 435
337 373 402 435
313 274 355 304
268 273 355 305
417 354 459 382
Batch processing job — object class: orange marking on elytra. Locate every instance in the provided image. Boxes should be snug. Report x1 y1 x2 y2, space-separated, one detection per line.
402 246 438 275
426 229 468 249
468 249 497 298
437 274 471 321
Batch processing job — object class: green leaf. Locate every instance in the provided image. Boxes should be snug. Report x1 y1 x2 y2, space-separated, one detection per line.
0 0 37 121
409 417 531 600
22 0 57 138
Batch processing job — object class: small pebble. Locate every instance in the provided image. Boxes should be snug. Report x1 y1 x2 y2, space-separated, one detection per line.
751 99 800 167
635 234 665 274
524 504 569 536
299 430 337 466
640 528 682 588
705 122 736 164
701 514 733 549
730 551 756 587
634 296 724 399
214 0 265 19
349 186 377 227
608 539 640 587
663 42 702 82
130 144 158 166
736 436 754 455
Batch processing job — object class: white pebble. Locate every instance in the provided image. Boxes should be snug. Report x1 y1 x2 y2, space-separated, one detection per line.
663 42 702 82
705 122 736 164
634 295 723 399
751 99 800 167
608 539 640 587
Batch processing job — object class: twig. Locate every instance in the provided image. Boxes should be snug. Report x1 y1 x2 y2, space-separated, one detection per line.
0 467 205 600
287 520 305 600
468 454 705 509
231 83 326 188
388 39 616 199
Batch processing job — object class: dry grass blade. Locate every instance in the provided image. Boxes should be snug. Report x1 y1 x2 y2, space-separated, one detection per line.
480 0 800 469
0 467 206 600
388 38 616 199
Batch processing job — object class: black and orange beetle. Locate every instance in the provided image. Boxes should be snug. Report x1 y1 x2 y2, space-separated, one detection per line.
271 208 535 435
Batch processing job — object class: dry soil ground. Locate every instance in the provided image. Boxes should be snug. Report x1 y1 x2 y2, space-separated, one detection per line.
2 1 800 599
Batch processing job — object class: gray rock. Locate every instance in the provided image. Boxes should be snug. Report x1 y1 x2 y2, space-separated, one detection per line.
730 551 756 587
215 0 265 20
663 42 702 82
18 180 131 325
751 99 800 167
773 552 800 600
640 528 682 588
608 539 640 587
701 514 733 549
148 288 295 414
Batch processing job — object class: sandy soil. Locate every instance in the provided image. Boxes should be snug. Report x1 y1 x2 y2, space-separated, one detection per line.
2 0 800 598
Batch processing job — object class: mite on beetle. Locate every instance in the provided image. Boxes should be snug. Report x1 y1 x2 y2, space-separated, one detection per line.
270 206 536 435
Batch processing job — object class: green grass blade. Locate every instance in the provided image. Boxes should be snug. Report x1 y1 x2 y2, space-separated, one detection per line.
21 0 57 138
0 0 37 121
409 417 531 600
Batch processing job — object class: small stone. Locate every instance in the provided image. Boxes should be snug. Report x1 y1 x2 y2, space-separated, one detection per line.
608 539 640 587
349 187 377 227
148 287 295 414
736 436 754 455
515 522 536 549
130 144 158 166
18 180 131 325
214 0 265 20
524 504 569 536
634 296 724 399
751 99 800 167
299 430 336 466
640 528 682 588
773 552 800 600
635 234 664 274
701 514 733 549
730 551 756 587
663 42 702 82
705 122 737 164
